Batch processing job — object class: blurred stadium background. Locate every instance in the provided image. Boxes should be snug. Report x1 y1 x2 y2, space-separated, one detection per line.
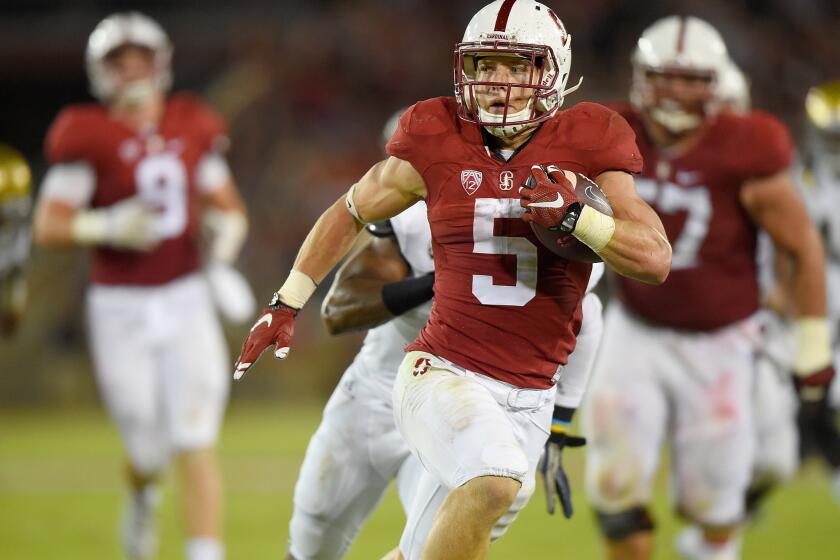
0 0 838 558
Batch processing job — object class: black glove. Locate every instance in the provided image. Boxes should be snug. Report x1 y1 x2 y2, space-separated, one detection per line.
797 387 840 468
538 406 586 518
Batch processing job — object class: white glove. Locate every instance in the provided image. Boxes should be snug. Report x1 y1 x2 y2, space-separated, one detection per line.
71 197 162 251
205 262 256 324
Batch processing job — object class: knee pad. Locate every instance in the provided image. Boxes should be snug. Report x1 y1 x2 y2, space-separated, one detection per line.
595 507 655 541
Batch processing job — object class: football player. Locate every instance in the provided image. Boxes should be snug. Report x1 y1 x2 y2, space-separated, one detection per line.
32 12 249 560
0 144 31 337
234 1 670 559
582 16 834 560
287 190 605 559
796 80 840 501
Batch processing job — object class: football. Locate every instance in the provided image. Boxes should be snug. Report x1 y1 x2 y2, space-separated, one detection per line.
527 170 613 263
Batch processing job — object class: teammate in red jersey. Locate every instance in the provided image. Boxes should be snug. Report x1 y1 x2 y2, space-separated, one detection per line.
234 1 670 558
582 16 834 560
32 13 250 560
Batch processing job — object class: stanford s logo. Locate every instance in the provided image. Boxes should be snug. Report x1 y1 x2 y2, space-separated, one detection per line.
461 170 483 196
413 357 431 377
499 170 514 191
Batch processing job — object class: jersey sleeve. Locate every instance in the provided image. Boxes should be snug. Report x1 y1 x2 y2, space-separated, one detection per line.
44 107 99 165
584 104 644 178
739 111 793 179
385 99 451 176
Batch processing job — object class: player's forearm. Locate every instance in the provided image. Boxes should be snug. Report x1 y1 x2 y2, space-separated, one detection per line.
293 198 365 284
321 278 393 335
597 219 671 285
32 202 76 247
273 197 365 310
789 229 828 317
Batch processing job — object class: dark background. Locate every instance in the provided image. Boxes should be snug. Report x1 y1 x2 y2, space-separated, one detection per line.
1 0 838 404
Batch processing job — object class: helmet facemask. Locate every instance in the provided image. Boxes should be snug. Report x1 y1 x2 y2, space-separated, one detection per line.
632 66 718 137
455 41 573 138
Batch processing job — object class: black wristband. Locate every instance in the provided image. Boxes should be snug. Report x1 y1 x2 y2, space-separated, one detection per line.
382 272 435 316
552 405 576 424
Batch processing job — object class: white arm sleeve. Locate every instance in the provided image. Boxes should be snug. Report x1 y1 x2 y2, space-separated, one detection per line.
555 293 604 408
39 163 96 207
195 153 232 193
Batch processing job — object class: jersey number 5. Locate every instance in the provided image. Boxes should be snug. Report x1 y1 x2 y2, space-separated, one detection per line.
135 153 189 240
472 198 538 306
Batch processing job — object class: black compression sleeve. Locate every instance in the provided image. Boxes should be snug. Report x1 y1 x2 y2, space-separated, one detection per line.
381 272 434 316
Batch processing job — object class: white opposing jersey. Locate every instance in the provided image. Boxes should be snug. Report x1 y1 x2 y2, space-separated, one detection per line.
347 202 434 402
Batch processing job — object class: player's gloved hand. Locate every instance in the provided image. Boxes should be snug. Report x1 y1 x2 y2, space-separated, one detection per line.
538 406 586 518
71 196 162 251
519 164 578 232
233 292 298 380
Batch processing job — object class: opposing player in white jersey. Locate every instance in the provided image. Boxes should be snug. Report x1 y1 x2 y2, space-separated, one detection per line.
286 117 607 559
32 13 252 560
796 80 840 499
0 145 31 337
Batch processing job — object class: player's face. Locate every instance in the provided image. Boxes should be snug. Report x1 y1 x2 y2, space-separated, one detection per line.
645 70 713 115
105 45 156 93
473 56 540 115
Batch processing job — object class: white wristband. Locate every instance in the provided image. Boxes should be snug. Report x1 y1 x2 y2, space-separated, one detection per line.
277 269 318 309
572 205 615 253
204 208 248 264
793 317 833 375
71 210 108 245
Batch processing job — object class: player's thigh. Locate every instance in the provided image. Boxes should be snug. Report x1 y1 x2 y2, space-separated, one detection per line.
393 351 530 489
490 403 553 541
161 279 230 450
86 287 166 472
668 323 757 525
290 387 392 560
583 304 668 511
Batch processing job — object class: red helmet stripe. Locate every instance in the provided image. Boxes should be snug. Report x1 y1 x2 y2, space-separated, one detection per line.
494 0 518 32
676 16 687 53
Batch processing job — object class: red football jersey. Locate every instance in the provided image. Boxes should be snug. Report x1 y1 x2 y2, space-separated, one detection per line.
612 104 793 330
45 93 227 286
387 97 642 389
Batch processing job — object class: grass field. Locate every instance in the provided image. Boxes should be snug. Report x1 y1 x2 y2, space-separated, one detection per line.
1 402 839 559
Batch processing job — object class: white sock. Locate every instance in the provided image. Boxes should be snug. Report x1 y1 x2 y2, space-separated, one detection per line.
696 533 742 560
186 537 224 560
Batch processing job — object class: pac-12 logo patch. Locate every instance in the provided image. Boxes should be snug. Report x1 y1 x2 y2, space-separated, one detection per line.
499 170 514 191
460 170 483 196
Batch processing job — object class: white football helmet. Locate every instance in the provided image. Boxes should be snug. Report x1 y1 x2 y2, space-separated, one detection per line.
718 61 751 114
454 0 582 138
631 15 730 133
86 12 172 103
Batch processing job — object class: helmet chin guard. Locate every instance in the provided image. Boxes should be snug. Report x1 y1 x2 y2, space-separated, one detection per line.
454 0 581 136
